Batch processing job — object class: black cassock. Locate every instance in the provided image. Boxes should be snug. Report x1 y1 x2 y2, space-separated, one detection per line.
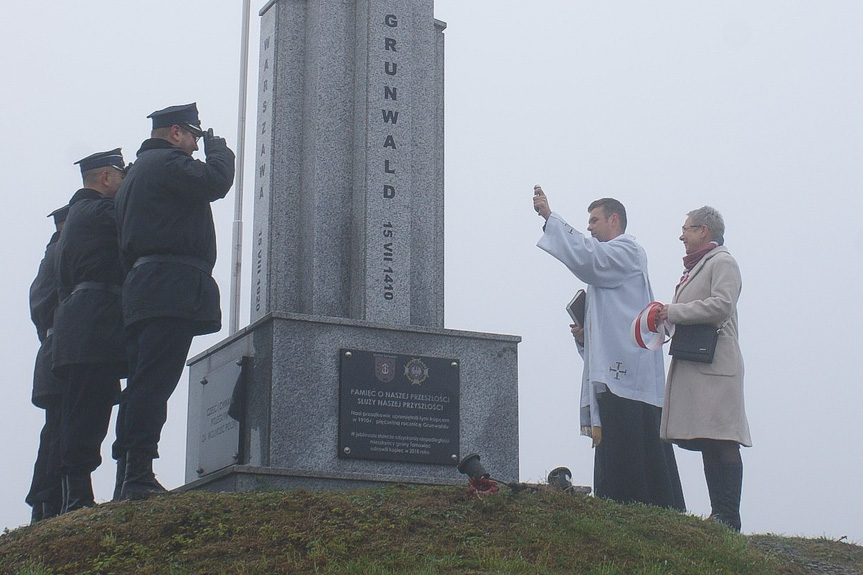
594 390 686 511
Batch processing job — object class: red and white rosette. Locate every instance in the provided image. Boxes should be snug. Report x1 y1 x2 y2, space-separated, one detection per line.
631 302 674 350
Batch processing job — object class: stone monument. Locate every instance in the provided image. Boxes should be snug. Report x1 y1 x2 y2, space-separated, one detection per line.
183 0 520 493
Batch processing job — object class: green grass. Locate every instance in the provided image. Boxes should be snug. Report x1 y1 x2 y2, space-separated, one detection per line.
0 485 859 574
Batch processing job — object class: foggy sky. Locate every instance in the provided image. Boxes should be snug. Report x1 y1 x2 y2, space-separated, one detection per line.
1 1 861 542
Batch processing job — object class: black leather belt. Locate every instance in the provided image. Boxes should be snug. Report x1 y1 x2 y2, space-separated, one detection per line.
71 281 122 296
133 254 212 274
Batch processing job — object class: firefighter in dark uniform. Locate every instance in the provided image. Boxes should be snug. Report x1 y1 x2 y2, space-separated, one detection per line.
53 149 128 512
26 205 70 523
114 103 234 500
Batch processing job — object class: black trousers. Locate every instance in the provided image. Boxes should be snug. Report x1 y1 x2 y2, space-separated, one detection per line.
60 364 120 475
594 390 686 511
26 396 62 508
115 317 195 459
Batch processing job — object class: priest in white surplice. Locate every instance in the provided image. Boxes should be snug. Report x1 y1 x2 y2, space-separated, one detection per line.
533 188 685 510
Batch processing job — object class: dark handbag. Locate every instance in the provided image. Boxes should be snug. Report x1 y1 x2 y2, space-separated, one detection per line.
669 324 720 363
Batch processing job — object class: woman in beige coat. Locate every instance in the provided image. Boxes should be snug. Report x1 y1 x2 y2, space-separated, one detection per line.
658 206 751 531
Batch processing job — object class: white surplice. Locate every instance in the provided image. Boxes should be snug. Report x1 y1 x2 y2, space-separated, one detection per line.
537 212 666 436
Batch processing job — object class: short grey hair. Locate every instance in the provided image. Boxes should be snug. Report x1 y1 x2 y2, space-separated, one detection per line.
687 206 725 243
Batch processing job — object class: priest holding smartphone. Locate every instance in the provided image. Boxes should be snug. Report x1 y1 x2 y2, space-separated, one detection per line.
533 186 685 511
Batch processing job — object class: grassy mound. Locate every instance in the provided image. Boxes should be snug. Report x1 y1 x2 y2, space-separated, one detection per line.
1 484 859 574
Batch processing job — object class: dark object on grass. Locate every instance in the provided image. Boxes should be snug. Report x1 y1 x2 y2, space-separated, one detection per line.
547 467 573 491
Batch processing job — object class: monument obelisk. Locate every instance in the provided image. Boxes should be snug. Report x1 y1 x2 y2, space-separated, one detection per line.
184 0 520 493
252 0 445 328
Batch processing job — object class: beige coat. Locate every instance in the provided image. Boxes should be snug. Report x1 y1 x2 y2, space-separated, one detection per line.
660 246 752 447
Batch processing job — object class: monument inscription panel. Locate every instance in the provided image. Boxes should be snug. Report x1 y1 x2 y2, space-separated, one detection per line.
338 349 459 465
197 359 244 475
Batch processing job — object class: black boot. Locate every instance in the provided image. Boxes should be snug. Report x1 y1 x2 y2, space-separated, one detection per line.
112 455 126 502
30 504 44 525
120 451 167 501
715 461 743 532
704 461 742 532
42 499 62 521
61 473 95 514
42 483 62 519
703 461 722 521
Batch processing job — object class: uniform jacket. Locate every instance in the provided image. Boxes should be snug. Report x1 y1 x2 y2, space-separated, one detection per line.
537 212 666 433
659 246 752 446
52 188 126 376
29 231 65 405
115 138 235 334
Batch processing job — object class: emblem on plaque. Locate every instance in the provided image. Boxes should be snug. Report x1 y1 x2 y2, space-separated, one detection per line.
404 358 429 386
374 355 397 383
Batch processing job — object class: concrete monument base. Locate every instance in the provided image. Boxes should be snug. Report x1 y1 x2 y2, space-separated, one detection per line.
180 465 463 494
184 313 520 492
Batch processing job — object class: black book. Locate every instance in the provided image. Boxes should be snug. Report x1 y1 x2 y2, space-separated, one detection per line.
566 289 585 326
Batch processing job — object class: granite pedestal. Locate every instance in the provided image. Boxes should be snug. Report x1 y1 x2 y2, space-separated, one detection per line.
184 312 520 491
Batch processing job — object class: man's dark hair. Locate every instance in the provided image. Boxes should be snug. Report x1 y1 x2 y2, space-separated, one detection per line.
587 198 627 232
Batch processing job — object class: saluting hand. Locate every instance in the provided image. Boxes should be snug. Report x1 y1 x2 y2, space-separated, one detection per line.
203 128 227 155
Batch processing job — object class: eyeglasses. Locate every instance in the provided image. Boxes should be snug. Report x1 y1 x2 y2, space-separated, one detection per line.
681 225 703 232
180 123 203 142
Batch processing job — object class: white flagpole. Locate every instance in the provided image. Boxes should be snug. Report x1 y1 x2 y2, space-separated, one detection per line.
230 0 252 335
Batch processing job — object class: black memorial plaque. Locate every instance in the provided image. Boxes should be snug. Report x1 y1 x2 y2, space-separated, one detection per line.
339 349 460 465
197 358 244 475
